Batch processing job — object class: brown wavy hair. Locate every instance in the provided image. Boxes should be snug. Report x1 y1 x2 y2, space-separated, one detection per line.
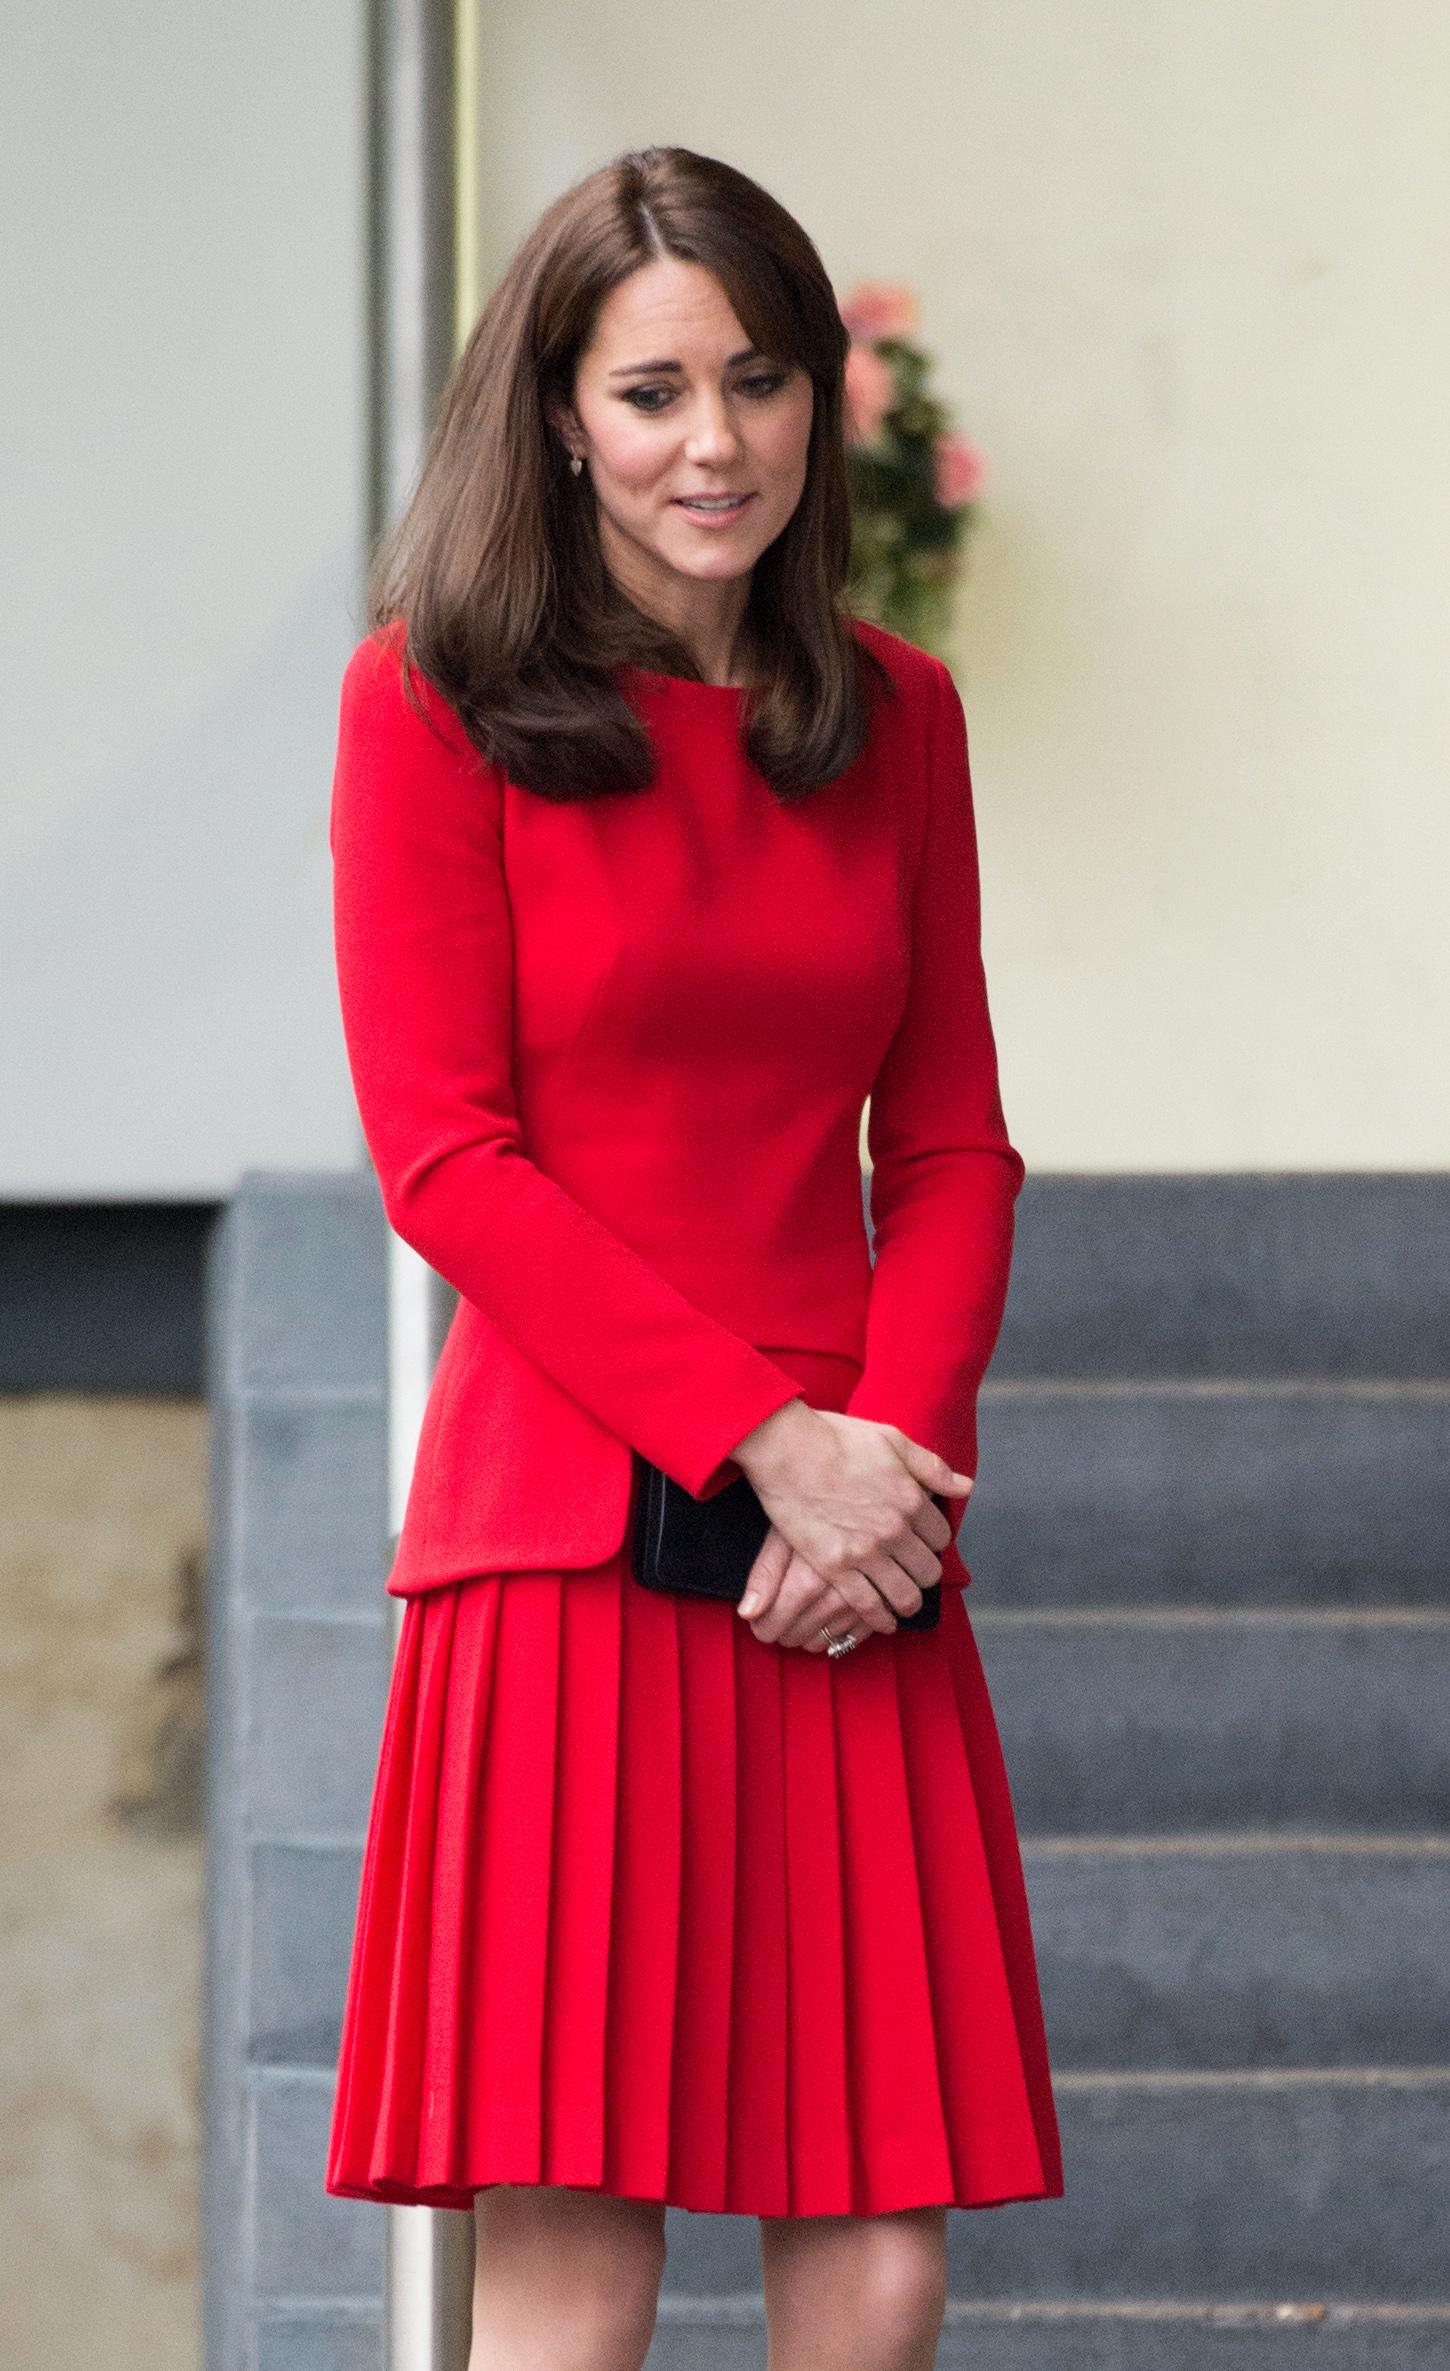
367 144 896 804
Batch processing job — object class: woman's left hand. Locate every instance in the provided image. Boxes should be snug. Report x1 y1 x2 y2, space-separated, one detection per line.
738 1523 898 1652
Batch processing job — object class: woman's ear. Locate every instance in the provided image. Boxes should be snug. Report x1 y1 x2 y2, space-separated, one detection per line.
544 395 580 458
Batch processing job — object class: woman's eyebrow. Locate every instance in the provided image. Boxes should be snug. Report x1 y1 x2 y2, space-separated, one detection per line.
607 346 763 377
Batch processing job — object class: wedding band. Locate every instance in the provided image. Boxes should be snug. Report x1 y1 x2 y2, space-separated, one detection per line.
822 1623 861 1658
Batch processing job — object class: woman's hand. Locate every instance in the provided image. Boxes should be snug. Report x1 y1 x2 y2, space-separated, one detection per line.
735 1525 905 1651
730 1401 970 1639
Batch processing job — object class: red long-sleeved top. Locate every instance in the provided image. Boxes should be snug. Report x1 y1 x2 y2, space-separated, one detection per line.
329 613 1024 1595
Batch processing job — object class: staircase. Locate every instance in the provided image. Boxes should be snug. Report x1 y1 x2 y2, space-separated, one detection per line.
647 1175 1450 2368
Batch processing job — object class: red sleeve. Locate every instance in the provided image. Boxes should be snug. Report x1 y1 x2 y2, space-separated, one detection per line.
844 656 1026 1493
329 631 802 1499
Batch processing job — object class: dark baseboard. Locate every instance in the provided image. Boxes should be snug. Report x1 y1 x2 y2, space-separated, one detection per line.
0 1201 222 1393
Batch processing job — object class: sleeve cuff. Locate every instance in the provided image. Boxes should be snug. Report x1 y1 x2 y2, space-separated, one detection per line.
672 1357 804 1500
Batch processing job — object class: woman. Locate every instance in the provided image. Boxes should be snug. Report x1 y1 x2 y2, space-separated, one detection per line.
324 144 1063 2371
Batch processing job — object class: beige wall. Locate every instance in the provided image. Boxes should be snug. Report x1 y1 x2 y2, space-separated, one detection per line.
0 1399 207 2371
474 2 1449 1169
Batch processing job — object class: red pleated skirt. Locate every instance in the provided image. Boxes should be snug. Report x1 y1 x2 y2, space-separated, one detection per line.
324 1550 1064 2218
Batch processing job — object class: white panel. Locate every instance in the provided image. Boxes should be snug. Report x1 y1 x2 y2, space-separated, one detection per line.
1 3 370 1194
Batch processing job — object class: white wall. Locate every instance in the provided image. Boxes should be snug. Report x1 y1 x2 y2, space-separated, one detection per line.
474 0 1450 1169
2 4 369 1197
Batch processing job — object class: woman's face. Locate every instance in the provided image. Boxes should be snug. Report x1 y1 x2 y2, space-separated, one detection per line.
556 257 815 610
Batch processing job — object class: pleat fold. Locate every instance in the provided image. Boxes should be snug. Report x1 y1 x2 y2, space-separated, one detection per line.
665 1570 739 2203
324 1560 1064 2218
724 1604 791 2213
826 1621 957 2211
601 1570 685 2200
938 1596 1066 2196
421 1580 500 2185
778 1639 853 2213
539 1561 622 2189
461 1574 562 2182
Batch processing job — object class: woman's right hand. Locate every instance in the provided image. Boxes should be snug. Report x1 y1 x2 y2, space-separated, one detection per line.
729 1400 971 1635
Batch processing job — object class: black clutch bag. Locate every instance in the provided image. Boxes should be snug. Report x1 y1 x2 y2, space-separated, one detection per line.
629 1449 944 1631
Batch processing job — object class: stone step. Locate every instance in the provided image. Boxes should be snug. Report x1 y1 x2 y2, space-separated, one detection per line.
990 1174 1450 1382
1021 1835 1450 2069
657 2069 1450 2305
964 1382 1450 1607
648 2298 1450 2369
970 1607 1450 1831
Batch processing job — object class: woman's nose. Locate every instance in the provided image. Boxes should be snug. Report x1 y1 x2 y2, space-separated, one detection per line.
682 401 744 460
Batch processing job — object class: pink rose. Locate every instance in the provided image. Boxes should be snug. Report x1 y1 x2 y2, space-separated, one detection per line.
839 281 920 345
844 342 896 446
933 431 987 507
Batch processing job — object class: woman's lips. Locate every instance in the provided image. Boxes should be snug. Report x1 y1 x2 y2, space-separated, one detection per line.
672 493 756 527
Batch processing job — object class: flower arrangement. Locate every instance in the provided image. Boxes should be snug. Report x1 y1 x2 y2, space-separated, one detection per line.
839 281 987 659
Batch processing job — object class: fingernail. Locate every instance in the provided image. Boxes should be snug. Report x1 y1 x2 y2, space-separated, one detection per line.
951 1473 972 1489
738 1593 760 1617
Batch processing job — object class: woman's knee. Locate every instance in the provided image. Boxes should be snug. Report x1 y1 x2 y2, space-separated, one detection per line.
854 2213 948 2353
761 2206 948 2368
472 2183 667 2368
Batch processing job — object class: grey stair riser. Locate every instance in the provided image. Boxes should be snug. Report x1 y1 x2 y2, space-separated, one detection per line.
657 2076 1450 2303
1022 1844 1450 2069
935 2312 1450 2371
255 2317 382 2371
251 1841 363 2067
647 2307 1450 2371
967 1387 1450 1607
993 1176 1450 1381
973 1614 1450 1830
256 1838 1450 2076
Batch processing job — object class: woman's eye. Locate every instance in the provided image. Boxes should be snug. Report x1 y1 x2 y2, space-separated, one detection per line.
623 371 787 414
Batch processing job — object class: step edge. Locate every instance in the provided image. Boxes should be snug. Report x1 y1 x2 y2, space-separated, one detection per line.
1020 1830 1450 1855
655 2296 1450 2329
981 1379 1450 1399
1050 2064 1450 2091
969 1606 1450 1627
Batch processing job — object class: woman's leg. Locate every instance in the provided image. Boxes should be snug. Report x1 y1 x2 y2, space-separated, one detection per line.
470 2182 668 2371
759 2206 949 2371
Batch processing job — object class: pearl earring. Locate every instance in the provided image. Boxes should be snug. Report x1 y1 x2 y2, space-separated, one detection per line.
569 452 583 476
